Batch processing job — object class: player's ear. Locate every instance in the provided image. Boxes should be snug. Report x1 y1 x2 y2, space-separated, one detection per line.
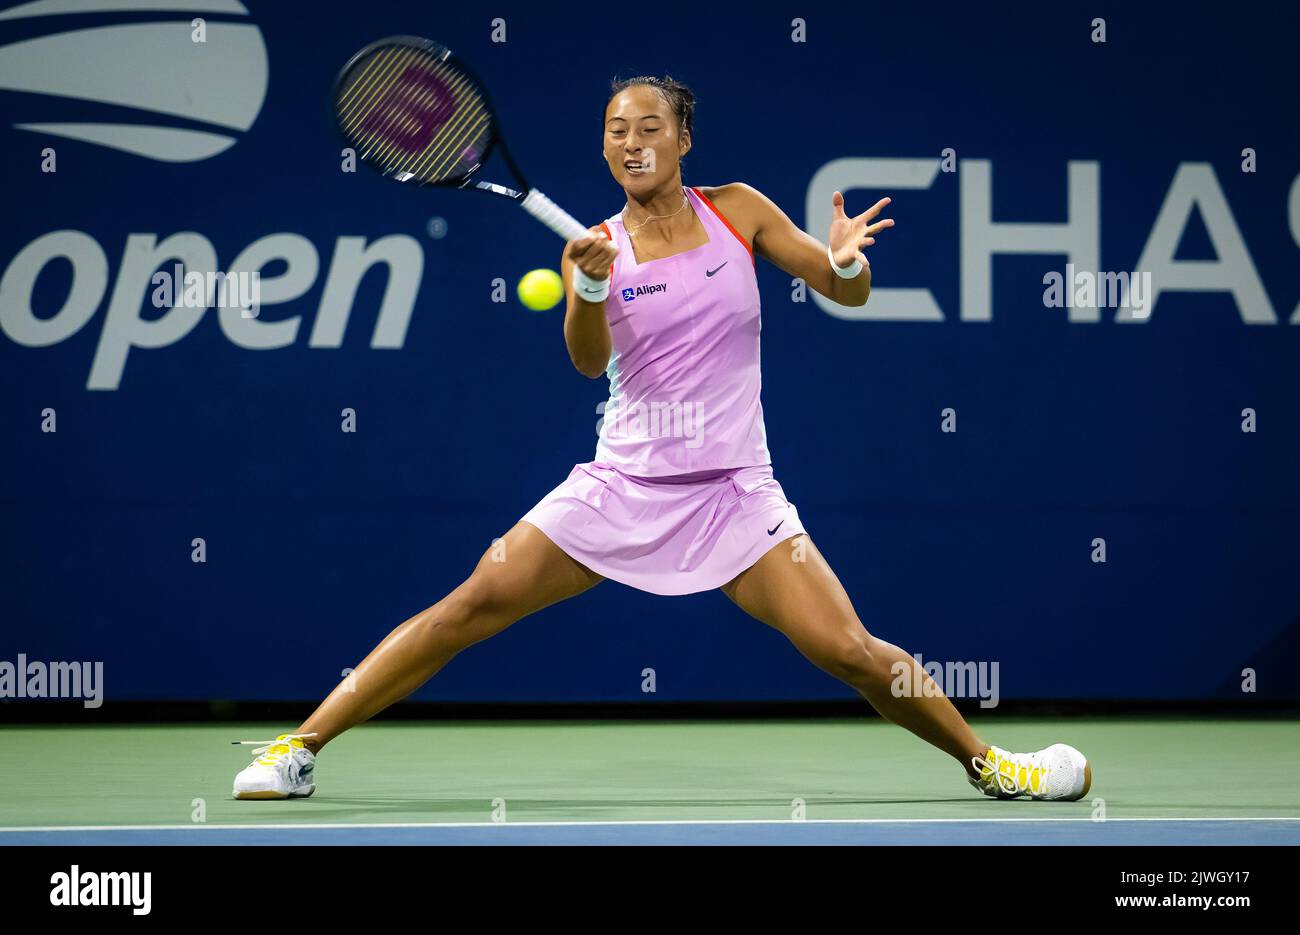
679 129 692 159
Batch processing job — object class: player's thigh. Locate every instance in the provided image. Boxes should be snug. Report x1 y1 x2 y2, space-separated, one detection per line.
720 534 869 672
439 521 602 644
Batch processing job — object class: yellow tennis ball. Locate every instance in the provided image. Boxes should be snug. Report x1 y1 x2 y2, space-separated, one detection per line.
517 268 565 311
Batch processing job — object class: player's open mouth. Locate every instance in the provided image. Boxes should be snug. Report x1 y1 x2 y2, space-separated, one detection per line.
624 161 649 175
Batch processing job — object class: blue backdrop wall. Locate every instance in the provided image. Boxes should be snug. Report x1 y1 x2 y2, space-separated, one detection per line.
2 0 1297 702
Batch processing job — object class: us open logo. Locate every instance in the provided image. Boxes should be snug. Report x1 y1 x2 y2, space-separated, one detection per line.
0 0 268 162
0 1 426 394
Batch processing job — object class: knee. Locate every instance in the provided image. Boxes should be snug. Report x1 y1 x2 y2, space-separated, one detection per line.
423 579 506 643
820 629 893 688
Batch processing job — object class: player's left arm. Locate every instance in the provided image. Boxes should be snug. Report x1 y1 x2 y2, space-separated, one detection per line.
707 183 893 307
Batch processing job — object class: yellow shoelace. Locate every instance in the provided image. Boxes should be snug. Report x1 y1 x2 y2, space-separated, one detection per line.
232 732 318 766
971 748 1047 796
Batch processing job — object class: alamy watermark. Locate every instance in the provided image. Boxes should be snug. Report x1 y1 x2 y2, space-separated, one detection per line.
50 865 150 915
151 264 261 318
1043 264 1153 318
0 654 103 708
597 399 705 448
891 653 999 708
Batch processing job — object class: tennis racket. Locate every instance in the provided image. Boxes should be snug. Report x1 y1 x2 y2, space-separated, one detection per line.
333 36 590 241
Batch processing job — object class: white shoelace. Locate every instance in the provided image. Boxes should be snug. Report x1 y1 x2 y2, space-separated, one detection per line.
232 732 319 765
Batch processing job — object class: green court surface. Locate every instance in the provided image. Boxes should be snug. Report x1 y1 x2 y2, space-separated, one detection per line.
2 718 1298 844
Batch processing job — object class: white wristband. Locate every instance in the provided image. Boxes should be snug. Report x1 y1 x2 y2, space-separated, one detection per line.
828 244 862 279
573 266 610 302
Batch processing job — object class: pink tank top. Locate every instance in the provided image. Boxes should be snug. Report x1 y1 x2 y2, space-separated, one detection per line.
594 186 771 476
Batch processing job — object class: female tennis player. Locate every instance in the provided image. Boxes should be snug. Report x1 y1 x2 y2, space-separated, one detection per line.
234 77 1091 803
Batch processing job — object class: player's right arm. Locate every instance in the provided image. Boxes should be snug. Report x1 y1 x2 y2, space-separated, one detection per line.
561 228 617 379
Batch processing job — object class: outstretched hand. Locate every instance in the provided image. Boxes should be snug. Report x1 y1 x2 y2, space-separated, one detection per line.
828 192 894 268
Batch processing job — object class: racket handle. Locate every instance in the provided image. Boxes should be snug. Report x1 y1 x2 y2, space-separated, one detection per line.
521 189 592 241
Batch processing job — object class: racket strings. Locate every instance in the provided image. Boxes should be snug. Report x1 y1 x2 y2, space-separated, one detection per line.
403 71 489 181
336 46 417 134
366 62 488 181
339 47 443 166
336 44 491 184
339 46 440 147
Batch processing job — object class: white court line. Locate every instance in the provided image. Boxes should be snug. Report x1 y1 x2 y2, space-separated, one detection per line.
1 816 1298 833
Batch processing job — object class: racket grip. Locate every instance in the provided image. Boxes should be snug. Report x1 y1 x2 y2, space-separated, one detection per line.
521 189 592 241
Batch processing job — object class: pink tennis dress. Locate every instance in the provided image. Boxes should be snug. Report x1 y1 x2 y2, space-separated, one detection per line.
521 186 806 595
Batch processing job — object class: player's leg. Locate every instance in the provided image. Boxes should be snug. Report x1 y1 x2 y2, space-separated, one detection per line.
233 522 600 798
721 534 1090 800
295 521 601 751
722 534 987 772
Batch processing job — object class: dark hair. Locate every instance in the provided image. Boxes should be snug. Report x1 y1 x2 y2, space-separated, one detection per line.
606 75 695 138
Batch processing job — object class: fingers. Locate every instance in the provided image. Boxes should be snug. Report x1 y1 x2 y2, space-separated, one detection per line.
833 196 895 251
567 227 618 270
568 236 597 260
587 231 617 267
853 196 892 223
587 243 618 275
831 190 848 220
842 224 886 253
568 227 617 279
567 225 605 257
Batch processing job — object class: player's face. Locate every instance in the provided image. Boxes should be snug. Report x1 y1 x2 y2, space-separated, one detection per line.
603 87 690 192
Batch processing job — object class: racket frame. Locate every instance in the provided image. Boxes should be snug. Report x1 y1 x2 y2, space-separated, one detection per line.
333 36 591 241
334 36 531 199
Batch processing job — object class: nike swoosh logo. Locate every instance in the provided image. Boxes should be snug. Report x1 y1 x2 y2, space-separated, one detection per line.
581 285 601 293
767 519 784 536
706 262 728 277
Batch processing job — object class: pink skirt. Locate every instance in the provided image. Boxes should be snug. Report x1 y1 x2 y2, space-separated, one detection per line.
520 461 806 595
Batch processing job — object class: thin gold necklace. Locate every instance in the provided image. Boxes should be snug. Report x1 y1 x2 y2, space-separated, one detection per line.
622 188 689 238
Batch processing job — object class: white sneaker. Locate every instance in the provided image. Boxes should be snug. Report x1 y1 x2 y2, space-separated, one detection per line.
968 743 1092 801
232 733 318 800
